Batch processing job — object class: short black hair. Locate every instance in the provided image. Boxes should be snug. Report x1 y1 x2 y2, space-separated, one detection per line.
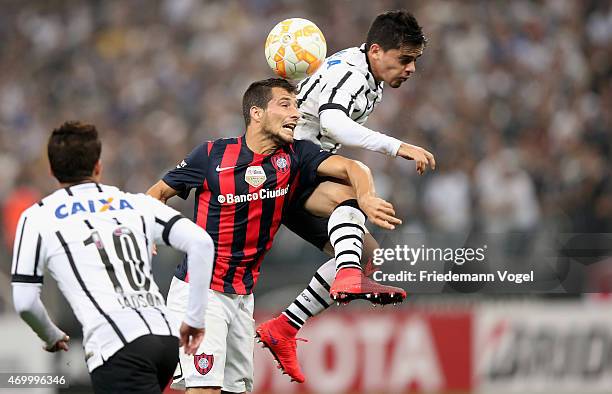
366 10 426 51
242 78 297 126
48 121 101 183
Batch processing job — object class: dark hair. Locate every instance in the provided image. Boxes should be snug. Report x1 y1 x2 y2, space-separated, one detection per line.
47 121 101 183
242 78 297 125
366 10 426 51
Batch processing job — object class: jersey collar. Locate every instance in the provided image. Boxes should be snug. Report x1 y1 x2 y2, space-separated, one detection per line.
241 133 290 158
63 182 104 196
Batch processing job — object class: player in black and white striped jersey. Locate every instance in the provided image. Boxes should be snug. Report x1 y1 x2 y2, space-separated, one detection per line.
295 15 432 161
11 122 214 394
259 10 437 383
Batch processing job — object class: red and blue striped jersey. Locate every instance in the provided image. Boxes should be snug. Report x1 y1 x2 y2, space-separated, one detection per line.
163 136 332 294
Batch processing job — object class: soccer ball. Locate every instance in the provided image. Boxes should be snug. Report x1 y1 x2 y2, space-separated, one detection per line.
265 18 327 80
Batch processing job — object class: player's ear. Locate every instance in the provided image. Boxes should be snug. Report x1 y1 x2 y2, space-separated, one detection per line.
250 106 264 123
368 43 382 61
93 160 102 181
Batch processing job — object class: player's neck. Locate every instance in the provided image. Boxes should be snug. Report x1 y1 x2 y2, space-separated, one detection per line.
245 128 281 155
365 52 382 84
59 176 100 189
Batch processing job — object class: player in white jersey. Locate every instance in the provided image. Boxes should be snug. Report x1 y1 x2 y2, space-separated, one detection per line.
11 122 214 394
258 10 436 383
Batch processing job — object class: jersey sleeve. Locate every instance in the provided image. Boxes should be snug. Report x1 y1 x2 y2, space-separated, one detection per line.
11 208 46 286
144 196 188 247
294 140 334 186
162 143 209 200
318 64 368 116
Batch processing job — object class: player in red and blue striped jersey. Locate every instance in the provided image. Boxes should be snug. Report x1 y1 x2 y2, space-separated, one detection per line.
164 134 327 295
147 78 403 392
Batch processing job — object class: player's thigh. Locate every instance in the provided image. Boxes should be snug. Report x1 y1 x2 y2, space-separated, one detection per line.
303 180 356 217
283 206 330 251
172 291 231 391
166 276 190 329
224 295 255 393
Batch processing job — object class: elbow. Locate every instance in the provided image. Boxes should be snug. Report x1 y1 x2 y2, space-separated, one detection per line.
189 228 214 258
146 184 161 200
319 110 334 131
319 111 346 143
147 181 169 203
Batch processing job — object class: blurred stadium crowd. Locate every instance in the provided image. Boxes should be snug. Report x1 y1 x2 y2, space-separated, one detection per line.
0 0 610 299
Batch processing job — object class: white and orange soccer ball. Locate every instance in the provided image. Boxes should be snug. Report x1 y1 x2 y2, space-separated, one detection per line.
264 18 327 80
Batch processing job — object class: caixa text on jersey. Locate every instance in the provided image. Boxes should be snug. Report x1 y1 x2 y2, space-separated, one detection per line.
54 198 134 219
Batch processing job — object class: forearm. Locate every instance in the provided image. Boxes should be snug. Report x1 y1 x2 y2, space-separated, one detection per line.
147 180 177 204
319 109 402 156
12 284 65 346
168 219 214 328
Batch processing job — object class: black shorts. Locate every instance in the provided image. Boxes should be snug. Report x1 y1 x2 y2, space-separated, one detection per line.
283 184 330 251
90 334 179 394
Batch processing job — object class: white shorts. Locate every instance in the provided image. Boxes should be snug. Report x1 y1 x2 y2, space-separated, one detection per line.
166 277 255 392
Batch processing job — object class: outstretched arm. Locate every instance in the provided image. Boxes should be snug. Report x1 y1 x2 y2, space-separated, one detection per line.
319 109 436 174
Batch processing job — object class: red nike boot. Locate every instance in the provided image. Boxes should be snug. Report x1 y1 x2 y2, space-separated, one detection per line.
330 267 406 305
255 315 307 383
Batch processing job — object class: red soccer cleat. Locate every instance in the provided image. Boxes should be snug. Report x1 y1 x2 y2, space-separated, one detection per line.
330 267 406 305
255 315 307 383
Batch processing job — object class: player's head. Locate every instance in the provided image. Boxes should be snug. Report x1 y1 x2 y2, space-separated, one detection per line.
243 78 300 145
366 10 426 88
48 121 102 184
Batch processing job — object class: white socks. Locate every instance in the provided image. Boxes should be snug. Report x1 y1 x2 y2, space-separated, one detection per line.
327 200 366 272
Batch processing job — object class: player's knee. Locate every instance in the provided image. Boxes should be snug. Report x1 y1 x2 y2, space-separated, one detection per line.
336 199 360 210
328 199 367 235
330 188 356 207
331 199 366 220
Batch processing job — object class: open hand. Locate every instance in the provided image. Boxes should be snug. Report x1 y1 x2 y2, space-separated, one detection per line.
358 195 402 230
397 143 436 175
179 322 205 356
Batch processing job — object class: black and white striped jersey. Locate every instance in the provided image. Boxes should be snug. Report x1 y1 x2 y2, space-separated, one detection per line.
11 182 182 372
295 44 384 152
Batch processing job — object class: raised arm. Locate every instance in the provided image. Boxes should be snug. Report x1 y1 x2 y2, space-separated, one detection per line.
317 64 435 174
319 109 436 174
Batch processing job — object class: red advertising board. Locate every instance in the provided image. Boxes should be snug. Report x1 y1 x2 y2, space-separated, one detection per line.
253 308 473 393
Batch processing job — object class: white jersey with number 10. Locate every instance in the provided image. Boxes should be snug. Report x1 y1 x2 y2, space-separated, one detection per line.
11 182 184 371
